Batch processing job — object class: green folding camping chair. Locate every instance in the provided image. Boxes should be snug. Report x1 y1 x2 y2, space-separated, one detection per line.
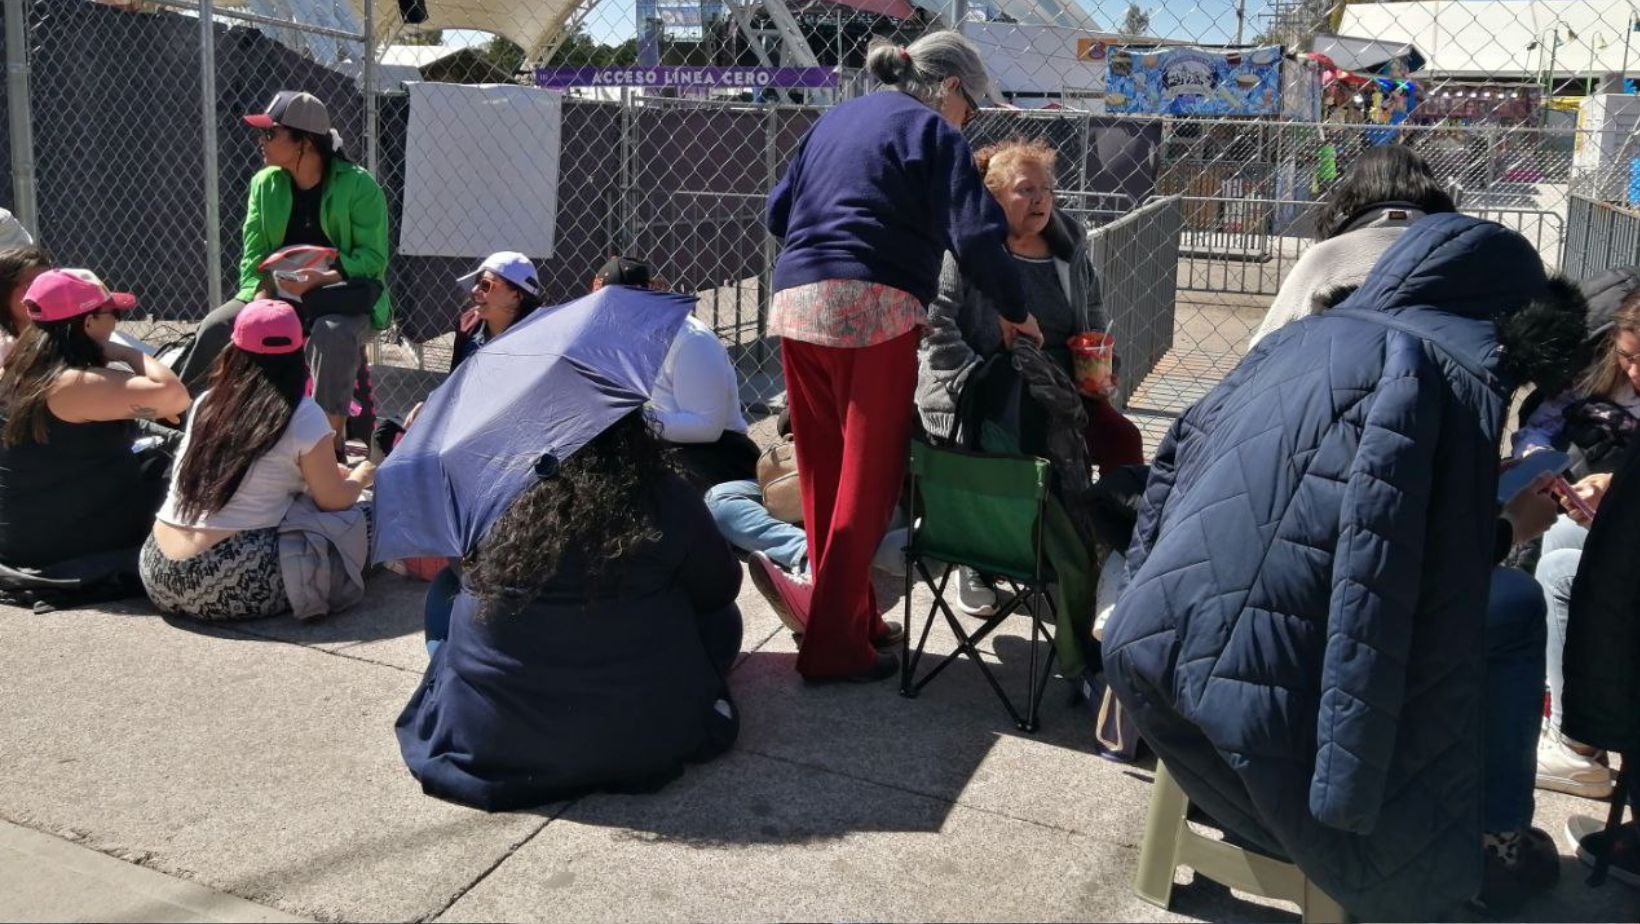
900 438 1060 732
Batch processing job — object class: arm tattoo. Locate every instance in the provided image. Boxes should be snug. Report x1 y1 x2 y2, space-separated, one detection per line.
131 405 160 420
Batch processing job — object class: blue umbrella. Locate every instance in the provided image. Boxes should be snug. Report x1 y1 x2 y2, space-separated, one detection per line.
372 285 694 562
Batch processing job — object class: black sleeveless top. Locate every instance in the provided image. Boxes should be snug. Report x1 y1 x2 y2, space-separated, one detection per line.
0 405 158 568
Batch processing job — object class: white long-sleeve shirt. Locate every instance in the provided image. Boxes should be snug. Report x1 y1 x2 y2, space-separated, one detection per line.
648 316 748 444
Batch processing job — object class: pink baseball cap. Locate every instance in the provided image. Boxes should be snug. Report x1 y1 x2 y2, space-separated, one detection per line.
23 269 137 323
231 299 305 355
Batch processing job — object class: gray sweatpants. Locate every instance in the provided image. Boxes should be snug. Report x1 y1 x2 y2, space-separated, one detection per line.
175 298 372 417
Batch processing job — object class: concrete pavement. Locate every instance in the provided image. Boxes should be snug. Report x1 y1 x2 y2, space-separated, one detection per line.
0 569 1631 922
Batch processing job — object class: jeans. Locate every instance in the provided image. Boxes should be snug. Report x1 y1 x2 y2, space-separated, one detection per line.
704 480 807 572
1535 515 1588 730
176 298 371 416
1484 566 1549 833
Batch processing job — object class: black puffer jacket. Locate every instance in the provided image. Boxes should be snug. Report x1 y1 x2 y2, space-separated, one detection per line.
1563 434 1640 756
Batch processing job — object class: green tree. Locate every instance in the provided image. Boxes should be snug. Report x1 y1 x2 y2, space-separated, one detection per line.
398 28 445 46
479 35 527 75
1122 4 1151 36
548 28 640 67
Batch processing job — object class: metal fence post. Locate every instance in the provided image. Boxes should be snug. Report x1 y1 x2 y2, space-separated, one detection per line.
619 87 636 254
199 0 223 308
760 105 777 345
363 0 377 177
4 0 39 237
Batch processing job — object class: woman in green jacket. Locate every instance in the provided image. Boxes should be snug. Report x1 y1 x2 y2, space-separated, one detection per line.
175 91 391 457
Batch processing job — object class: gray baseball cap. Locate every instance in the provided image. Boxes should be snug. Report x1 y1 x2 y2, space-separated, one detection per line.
244 90 331 136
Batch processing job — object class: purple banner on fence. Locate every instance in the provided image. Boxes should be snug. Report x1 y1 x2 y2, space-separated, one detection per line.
533 66 838 89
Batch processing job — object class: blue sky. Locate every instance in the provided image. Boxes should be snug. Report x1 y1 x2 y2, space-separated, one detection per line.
447 0 1279 51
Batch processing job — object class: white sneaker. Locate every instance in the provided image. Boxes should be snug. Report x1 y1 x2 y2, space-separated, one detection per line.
1536 727 1616 799
954 566 998 617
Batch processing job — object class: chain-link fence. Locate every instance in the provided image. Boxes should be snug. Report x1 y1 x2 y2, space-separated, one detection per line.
9 0 1640 439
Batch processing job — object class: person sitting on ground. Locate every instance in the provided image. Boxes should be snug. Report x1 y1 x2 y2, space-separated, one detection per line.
705 407 907 643
1104 214 1588 919
142 300 375 621
451 251 546 370
374 252 548 458
917 138 1143 617
399 407 743 811
1248 145 1456 348
0 270 190 570
1516 270 1640 801
1 252 155 372
0 246 52 368
592 256 758 490
172 91 391 460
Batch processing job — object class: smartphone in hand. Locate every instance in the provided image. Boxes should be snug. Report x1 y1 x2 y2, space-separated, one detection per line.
1550 475 1597 522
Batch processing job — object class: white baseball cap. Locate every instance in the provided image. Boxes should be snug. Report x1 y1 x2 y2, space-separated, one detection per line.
0 208 34 250
457 251 543 298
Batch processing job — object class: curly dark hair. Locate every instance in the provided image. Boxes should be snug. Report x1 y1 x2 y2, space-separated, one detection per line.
1316 146 1456 242
462 408 677 618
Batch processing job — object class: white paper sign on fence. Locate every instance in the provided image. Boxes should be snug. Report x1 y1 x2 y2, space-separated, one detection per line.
401 82 562 259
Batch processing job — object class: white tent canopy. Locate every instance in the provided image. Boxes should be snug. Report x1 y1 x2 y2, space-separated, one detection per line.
1338 0 1640 79
1311 32 1423 73
216 0 577 58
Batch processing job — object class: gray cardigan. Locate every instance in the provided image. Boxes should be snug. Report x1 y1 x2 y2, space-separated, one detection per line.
916 208 1104 440
1247 205 1428 349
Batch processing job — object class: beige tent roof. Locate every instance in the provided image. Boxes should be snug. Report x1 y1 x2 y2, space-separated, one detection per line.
353 0 579 55
215 0 577 58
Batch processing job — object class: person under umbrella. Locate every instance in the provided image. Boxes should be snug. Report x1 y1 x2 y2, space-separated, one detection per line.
380 285 743 811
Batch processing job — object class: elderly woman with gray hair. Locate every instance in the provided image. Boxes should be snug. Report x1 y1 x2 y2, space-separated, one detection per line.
762 30 1041 683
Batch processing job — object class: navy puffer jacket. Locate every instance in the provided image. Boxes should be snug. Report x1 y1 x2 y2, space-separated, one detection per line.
1103 215 1548 919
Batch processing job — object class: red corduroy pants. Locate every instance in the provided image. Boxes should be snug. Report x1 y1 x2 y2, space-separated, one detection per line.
781 329 917 678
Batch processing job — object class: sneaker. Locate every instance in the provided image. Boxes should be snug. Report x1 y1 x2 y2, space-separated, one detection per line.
747 551 810 637
1536 727 1617 799
954 566 998 617
1472 827 1561 917
1567 815 1640 888
872 619 905 650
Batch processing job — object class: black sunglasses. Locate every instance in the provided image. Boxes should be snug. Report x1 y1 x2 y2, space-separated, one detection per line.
958 84 980 127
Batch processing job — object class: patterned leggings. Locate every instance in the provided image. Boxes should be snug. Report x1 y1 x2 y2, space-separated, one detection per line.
139 528 287 621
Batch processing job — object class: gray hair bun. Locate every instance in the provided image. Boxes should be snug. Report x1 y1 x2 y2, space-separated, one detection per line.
865 39 912 85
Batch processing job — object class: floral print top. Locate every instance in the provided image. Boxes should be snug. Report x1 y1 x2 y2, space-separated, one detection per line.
768 279 923 349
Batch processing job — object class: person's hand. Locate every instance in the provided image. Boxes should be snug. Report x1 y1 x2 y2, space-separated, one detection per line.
279 268 329 297
1561 472 1612 526
1503 471 1560 544
351 458 377 489
1000 313 1043 350
403 401 425 431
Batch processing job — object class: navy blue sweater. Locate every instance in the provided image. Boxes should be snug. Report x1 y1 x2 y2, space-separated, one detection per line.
766 91 1027 322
